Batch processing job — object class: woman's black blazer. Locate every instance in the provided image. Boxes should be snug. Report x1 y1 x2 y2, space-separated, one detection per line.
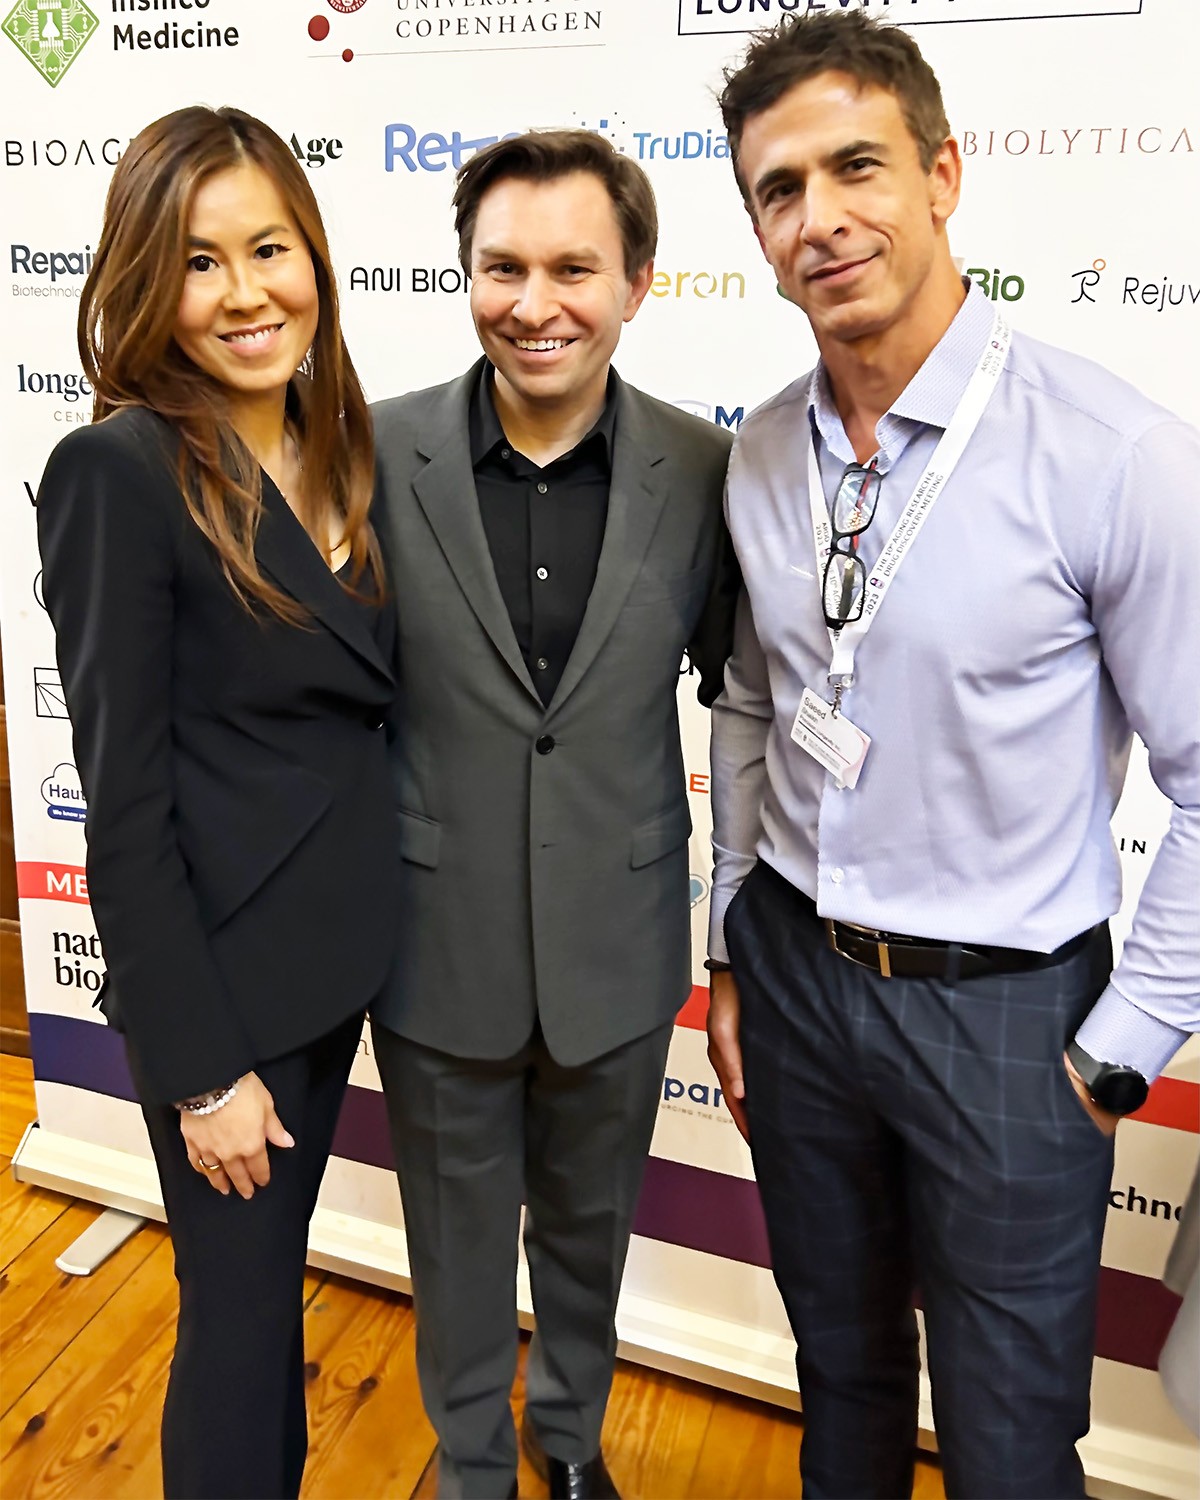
37 407 399 1104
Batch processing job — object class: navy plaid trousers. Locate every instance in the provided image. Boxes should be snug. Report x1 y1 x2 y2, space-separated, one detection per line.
726 859 1116 1500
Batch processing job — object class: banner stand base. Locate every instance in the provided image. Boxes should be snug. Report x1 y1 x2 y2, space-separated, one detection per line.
55 1204 146 1276
11 1122 1188 1500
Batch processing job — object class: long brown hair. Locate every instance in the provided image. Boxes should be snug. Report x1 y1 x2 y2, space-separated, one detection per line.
79 106 382 618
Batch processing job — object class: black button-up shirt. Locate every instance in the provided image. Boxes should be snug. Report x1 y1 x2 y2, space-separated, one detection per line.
470 367 617 705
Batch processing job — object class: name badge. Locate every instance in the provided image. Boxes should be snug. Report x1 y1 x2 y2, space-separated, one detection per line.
791 687 871 789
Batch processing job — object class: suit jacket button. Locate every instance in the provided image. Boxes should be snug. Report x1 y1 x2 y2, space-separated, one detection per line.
535 734 556 755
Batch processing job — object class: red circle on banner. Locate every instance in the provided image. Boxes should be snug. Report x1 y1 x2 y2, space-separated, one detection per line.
308 15 330 40
342 48 354 61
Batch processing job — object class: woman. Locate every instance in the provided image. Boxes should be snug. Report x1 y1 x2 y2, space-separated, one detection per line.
37 107 398 1499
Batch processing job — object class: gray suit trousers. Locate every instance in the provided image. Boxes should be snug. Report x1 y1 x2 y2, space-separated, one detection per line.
374 1018 673 1500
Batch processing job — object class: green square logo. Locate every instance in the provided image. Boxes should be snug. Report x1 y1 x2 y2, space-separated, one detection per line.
4 0 99 88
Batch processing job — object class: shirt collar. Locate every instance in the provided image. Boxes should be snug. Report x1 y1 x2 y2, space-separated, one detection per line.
469 364 618 471
808 278 995 464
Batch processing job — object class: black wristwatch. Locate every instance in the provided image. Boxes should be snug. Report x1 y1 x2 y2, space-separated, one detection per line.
1066 1040 1149 1117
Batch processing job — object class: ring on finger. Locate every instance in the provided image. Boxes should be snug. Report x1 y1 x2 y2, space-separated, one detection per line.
198 1158 222 1172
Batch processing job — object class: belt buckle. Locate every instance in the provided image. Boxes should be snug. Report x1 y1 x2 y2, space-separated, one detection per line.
825 919 892 979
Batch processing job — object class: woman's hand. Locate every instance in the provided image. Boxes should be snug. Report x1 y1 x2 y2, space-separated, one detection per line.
179 1072 294 1199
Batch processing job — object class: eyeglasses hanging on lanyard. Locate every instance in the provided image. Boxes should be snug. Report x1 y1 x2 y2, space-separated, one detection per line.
822 462 883 631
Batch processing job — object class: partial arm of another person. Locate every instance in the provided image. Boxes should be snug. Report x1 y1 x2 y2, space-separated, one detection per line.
1068 414 1200 1128
687 502 742 711
37 428 291 1197
707 586 774 1141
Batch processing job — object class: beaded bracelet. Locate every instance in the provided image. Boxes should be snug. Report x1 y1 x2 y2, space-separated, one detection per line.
175 1080 240 1116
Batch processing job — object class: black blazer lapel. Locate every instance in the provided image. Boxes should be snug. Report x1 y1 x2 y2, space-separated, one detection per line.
255 472 392 681
548 378 670 714
411 366 541 704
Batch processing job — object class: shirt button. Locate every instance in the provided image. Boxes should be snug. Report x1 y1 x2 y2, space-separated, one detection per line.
536 656 549 671
830 868 844 884
535 734 556 755
536 566 549 581
501 448 510 459
537 482 548 495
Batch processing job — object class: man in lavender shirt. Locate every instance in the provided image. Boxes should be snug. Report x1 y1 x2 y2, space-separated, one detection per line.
705 13 1200 1499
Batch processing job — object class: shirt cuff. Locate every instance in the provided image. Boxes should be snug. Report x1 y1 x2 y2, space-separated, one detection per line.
1074 982 1189 1083
707 884 737 966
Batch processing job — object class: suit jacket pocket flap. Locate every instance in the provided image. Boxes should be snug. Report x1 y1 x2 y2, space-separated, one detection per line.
624 560 710 608
398 808 441 869
630 802 692 869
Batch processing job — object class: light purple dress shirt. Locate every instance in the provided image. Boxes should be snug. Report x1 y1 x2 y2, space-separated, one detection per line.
709 280 1200 1081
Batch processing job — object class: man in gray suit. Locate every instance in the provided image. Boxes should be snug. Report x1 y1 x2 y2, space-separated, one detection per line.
371 131 734 1500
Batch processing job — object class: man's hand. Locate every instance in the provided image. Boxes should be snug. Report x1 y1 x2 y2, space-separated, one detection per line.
708 970 750 1142
1062 1052 1121 1138
179 1072 295 1199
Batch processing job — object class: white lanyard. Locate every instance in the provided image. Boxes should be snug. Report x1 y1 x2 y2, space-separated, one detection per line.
807 311 1012 688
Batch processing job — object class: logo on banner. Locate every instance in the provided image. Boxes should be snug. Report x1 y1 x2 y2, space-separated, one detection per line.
662 1074 726 1117
17 361 92 421
289 134 343 169
570 115 732 164
384 121 522 174
384 116 735 175
349 264 469 295
1071 259 1106 304
689 873 710 909
11 241 93 301
1070 258 1199 313
637 129 730 163
650 270 745 301
16 859 89 902
964 265 1026 303
2 0 98 87
51 927 104 993
568 114 741 166
41 762 86 822
17 363 90 400
3 134 126 169
34 665 69 720
395 0 602 44
14 862 104 989
673 399 745 431
1109 1183 1184 1221
960 125 1193 159
676 0 1144 36
111 0 240 56
309 0 602 61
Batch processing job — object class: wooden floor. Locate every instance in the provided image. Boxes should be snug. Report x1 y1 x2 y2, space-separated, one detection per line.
0 1055 946 1499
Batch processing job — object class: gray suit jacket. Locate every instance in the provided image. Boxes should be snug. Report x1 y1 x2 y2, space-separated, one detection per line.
372 361 735 1065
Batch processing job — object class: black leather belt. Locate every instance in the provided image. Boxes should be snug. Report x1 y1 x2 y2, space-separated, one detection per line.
797 889 1095 982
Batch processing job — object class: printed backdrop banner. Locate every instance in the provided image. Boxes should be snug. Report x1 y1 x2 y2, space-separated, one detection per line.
1 1 1197 1495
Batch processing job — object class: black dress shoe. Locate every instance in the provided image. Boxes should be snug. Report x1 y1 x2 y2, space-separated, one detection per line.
520 1413 620 1500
